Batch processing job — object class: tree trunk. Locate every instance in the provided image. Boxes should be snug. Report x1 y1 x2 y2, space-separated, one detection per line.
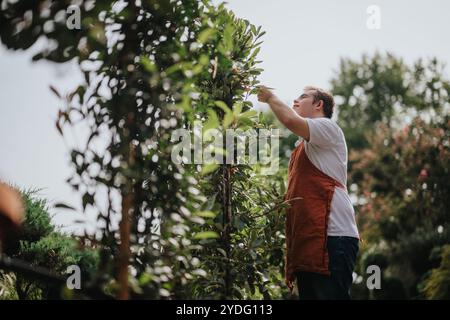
222 164 233 298
118 143 135 300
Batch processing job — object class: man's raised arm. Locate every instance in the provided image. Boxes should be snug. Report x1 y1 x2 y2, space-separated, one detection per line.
257 86 310 141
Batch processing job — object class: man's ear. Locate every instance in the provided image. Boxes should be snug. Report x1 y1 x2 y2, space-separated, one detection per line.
315 100 323 111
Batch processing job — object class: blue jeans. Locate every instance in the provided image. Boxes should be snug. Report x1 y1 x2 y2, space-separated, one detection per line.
295 236 359 300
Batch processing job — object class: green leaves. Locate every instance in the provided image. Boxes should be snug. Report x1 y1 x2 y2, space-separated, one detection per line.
198 28 216 44
214 100 231 113
201 163 219 176
140 56 157 73
203 109 220 132
181 6 286 300
194 231 220 240
240 109 258 118
221 23 234 54
237 108 258 128
6 191 100 299
194 211 217 218
1 0 277 300
215 100 234 128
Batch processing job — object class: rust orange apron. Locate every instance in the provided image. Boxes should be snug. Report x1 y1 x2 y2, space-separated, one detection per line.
284 141 346 283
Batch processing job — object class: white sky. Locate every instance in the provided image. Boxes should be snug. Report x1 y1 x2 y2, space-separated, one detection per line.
1 0 449 232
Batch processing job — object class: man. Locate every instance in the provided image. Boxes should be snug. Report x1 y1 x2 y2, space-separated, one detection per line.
257 85 359 300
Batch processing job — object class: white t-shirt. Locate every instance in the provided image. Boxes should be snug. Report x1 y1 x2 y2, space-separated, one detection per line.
295 117 359 239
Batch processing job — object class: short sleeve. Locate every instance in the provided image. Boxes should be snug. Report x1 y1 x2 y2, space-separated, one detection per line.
306 118 339 148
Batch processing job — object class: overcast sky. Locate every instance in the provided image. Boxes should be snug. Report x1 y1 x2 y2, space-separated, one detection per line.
1 0 449 233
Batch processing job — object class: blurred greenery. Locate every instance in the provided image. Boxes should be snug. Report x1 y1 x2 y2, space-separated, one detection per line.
0 1 448 300
420 244 450 299
0 190 99 300
332 52 450 300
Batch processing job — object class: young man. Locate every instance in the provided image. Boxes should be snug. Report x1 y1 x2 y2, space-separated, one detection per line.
257 85 359 300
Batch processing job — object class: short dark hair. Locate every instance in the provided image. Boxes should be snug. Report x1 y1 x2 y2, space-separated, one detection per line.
304 86 335 118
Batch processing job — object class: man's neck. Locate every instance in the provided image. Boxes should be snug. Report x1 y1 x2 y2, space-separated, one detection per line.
310 112 326 119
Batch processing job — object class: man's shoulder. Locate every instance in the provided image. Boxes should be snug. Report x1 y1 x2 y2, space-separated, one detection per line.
308 117 339 127
307 117 343 136
305 117 346 150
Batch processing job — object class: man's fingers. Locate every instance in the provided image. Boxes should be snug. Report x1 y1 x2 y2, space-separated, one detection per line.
256 85 275 103
286 279 293 289
285 278 295 293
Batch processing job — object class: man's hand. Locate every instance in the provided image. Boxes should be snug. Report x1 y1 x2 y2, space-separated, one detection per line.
286 278 294 293
257 85 275 103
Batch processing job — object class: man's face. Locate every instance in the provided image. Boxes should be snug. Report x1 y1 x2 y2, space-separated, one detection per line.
292 90 318 118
